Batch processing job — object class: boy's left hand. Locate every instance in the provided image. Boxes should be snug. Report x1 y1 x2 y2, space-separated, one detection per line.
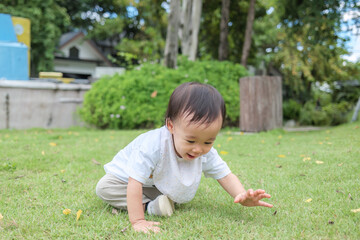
234 189 273 208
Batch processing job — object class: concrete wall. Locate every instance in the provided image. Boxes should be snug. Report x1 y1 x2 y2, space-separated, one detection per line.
0 80 91 129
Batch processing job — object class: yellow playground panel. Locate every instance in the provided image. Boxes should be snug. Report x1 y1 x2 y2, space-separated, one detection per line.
11 16 31 74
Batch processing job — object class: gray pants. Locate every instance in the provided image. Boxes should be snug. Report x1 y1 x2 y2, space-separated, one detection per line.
96 173 162 210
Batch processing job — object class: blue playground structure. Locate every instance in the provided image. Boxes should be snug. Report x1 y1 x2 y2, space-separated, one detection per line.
0 13 29 80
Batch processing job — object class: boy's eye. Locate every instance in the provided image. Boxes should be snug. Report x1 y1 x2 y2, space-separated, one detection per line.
204 142 213 145
187 140 195 144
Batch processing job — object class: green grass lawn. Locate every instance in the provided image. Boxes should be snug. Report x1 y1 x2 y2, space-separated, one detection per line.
1 122 359 239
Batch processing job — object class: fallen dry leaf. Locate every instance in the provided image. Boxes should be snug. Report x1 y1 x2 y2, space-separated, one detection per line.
336 189 344 194
63 209 71 215
227 137 233 142
338 163 343 167
0 213 3 220
303 157 311 162
121 226 128 233
278 135 282 139
315 161 324 164
41 151 45 156
351 208 360 213
328 220 334 224
91 159 101 165
348 193 353 200
76 210 82 221
278 154 286 158
273 210 277 215
60 170 66 173
151 90 158 98
276 165 282 168
305 198 312 203
49 142 57 147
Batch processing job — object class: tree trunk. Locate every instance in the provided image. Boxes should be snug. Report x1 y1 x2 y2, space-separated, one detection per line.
218 0 230 61
352 96 360 122
164 0 181 68
180 0 202 61
241 0 255 67
180 0 192 56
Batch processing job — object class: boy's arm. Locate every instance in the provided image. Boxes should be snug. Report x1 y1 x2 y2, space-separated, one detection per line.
217 173 273 208
127 177 160 233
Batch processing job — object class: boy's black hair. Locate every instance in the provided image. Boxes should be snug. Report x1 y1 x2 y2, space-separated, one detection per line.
165 82 226 125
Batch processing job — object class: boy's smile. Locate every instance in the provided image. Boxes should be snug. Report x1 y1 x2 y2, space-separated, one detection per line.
166 114 223 161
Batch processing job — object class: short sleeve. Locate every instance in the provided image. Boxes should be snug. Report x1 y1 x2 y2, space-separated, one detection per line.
202 148 231 179
126 147 158 185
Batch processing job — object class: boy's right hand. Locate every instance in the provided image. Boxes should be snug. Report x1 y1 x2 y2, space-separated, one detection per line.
132 219 161 233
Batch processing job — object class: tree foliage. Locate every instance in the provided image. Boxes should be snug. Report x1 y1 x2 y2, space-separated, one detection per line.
253 0 360 102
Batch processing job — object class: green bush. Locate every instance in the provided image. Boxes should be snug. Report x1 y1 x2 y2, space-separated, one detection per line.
80 57 248 129
299 101 352 126
283 99 302 120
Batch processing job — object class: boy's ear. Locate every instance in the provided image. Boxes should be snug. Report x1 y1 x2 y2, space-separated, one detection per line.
166 118 174 134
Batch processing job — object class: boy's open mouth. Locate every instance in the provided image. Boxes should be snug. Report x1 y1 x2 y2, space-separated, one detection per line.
186 153 196 159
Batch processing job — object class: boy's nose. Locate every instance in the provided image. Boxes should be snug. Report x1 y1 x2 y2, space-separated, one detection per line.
192 145 203 154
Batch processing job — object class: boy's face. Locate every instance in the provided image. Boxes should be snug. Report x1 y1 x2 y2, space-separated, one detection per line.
167 114 222 161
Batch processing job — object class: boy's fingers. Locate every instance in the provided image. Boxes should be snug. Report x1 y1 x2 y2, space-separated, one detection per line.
149 226 161 233
258 193 271 199
150 221 161 226
254 189 266 195
234 194 242 203
258 201 273 208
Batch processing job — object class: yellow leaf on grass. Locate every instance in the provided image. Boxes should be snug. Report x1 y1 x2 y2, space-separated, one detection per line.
338 163 343 167
318 142 323 145
217 144 221 148
305 198 312 203
278 154 286 158
0 213 3 220
61 169 66 173
278 135 282 139
351 208 360 213
227 137 233 141
49 142 57 147
316 161 324 164
240 132 244 135
303 157 311 162
41 151 45 156
220 151 228 155
300 154 306 157
63 209 71 215
76 210 82 221
261 140 265 144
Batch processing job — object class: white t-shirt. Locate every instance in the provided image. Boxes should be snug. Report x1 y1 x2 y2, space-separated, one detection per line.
104 126 231 203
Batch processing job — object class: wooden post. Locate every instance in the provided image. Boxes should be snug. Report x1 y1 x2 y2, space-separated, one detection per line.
240 76 282 132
